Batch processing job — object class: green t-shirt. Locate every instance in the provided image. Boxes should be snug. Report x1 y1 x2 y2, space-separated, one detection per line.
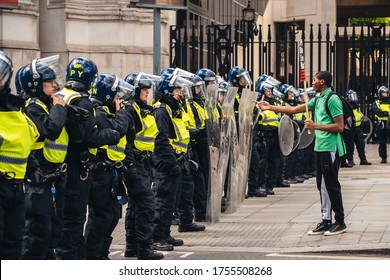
307 88 346 156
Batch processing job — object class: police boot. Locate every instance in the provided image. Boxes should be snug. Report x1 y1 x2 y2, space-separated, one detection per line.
138 244 164 260
124 238 138 258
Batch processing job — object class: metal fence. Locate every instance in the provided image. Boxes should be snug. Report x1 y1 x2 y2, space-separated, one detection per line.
170 23 390 116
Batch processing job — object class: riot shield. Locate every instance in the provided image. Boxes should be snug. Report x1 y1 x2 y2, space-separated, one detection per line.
291 120 301 152
278 114 295 156
204 84 221 224
216 87 238 216
236 88 258 205
298 127 315 149
361 116 373 142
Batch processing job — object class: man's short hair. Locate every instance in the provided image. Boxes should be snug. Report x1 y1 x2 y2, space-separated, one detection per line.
315 71 332 87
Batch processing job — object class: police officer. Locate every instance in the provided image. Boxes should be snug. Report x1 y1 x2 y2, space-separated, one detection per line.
15 55 68 260
152 75 194 250
345 89 371 166
57 57 120 260
252 81 282 195
228 66 252 124
187 75 208 222
0 51 39 259
372 85 390 163
85 74 131 260
123 72 164 259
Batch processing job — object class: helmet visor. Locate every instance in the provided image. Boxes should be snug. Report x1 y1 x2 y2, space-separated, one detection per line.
33 55 62 90
265 76 282 88
0 52 13 90
347 90 358 102
237 71 253 87
114 76 135 101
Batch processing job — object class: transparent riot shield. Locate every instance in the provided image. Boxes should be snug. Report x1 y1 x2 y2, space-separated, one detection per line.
204 84 221 224
291 120 301 153
223 87 240 213
298 127 315 149
217 87 238 216
361 116 373 142
278 114 295 156
236 88 258 205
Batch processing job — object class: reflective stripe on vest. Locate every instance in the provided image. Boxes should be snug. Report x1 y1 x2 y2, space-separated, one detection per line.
375 101 390 121
154 101 190 153
133 102 158 152
353 108 363 127
0 111 35 179
26 98 69 163
258 110 279 127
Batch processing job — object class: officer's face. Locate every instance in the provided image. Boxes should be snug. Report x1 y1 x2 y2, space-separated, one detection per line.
265 89 272 98
172 88 182 101
43 80 58 96
139 88 149 103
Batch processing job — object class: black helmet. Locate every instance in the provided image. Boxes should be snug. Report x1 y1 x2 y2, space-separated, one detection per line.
91 74 134 105
15 55 60 98
0 50 13 93
66 57 98 90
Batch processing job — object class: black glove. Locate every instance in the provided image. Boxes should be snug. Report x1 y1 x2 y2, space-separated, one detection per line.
170 164 182 176
28 168 45 185
126 163 137 181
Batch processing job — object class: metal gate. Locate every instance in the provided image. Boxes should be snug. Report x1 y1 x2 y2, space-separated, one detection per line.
170 23 390 115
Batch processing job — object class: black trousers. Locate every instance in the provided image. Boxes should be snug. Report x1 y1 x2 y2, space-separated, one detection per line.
0 180 25 260
191 142 207 221
346 126 367 162
177 168 195 225
153 170 180 241
377 126 390 160
85 169 117 259
58 161 91 260
21 182 52 259
247 134 261 191
315 151 344 223
125 160 155 248
257 131 281 188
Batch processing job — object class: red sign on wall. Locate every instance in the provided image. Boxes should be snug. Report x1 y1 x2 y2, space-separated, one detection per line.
0 0 19 9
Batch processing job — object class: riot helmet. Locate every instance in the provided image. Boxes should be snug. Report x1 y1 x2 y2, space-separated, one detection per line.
256 81 274 100
378 85 389 99
0 50 13 93
345 89 358 103
124 72 157 102
195 68 217 86
155 75 183 102
279 84 299 101
218 80 229 104
306 87 317 99
191 75 206 100
91 74 134 106
160 67 175 78
66 57 98 91
15 55 61 98
228 66 252 88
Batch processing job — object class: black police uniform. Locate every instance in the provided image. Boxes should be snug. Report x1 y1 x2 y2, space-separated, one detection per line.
21 95 67 260
58 87 120 260
372 97 390 162
152 98 183 248
84 103 129 260
123 100 163 259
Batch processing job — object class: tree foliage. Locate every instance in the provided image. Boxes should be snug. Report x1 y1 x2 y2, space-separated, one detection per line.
350 17 390 26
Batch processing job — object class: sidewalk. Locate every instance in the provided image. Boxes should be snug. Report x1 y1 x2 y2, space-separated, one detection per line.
112 143 390 254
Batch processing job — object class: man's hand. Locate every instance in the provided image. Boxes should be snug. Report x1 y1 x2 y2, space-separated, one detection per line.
52 94 66 106
304 119 316 130
254 100 271 111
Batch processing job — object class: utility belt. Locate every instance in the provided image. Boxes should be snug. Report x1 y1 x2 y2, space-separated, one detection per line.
0 171 24 191
133 149 152 164
42 163 68 183
175 152 199 173
0 171 17 181
79 151 123 181
256 129 277 138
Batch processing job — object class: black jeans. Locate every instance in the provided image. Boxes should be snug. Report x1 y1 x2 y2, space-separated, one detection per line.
0 180 25 259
